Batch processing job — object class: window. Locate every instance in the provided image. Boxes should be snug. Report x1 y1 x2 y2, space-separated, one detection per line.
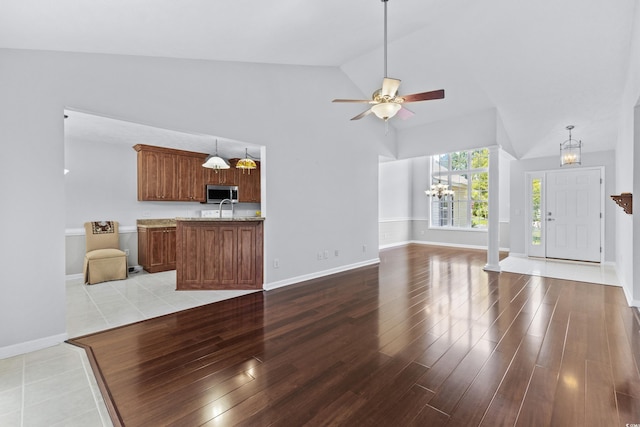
429 148 489 229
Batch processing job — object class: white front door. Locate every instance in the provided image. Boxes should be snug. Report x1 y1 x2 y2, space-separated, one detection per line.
545 169 601 262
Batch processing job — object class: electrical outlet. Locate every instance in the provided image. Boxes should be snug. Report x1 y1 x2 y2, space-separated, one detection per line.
334 249 339 257
362 244 367 253
317 252 323 260
273 258 279 268
323 250 329 259
124 249 130 257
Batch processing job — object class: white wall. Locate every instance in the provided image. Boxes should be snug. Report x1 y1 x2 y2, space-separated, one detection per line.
378 158 413 247
0 48 388 357
614 3 640 305
378 159 412 220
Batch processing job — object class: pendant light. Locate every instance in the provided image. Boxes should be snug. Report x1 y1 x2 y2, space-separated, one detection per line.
560 125 582 166
202 139 230 170
236 148 257 174
425 155 454 199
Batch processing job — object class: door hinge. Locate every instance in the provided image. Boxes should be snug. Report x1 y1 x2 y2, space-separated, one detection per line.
600 178 603 184
600 247 602 253
600 213 603 218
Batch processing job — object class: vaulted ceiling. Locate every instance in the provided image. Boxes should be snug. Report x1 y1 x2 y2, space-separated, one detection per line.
2 0 636 160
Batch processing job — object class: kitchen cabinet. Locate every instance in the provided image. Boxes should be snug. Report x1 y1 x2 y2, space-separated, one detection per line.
176 219 263 290
138 226 177 273
203 166 236 186
134 144 207 202
177 154 206 202
230 159 261 203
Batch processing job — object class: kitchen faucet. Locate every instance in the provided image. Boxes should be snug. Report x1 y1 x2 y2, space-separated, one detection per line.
218 198 234 218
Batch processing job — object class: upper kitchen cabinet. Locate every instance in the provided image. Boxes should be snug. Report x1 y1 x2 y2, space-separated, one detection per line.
203 165 236 186
177 155 206 202
230 159 261 203
134 144 207 202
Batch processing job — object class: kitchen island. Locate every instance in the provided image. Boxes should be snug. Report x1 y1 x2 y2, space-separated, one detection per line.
175 217 264 290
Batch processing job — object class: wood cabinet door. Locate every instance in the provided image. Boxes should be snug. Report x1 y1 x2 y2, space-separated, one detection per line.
177 155 205 202
160 153 177 200
234 161 261 203
237 225 258 285
165 228 177 268
137 150 161 201
178 225 203 286
218 227 238 286
203 167 236 186
149 228 168 269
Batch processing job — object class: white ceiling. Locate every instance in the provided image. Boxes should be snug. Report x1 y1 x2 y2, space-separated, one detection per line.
3 0 636 159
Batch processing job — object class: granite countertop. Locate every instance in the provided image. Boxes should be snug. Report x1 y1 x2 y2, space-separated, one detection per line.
176 217 265 222
137 218 177 228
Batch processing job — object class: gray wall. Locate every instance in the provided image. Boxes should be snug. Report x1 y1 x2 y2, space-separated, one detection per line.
0 48 388 356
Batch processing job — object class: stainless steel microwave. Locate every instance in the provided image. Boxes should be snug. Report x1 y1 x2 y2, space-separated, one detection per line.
206 185 238 204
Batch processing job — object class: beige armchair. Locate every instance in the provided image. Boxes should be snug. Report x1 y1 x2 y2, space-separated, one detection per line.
83 221 128 285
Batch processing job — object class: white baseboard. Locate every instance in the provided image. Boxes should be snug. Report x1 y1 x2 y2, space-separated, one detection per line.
379 241 411 250
264 258 380 291
0 333 68 359
408 240 510 252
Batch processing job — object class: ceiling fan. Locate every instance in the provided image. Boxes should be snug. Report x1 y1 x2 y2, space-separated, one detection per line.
333 0 444 122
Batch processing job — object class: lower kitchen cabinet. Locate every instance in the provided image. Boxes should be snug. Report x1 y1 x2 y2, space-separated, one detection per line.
176 219 263 290
138 226 177 273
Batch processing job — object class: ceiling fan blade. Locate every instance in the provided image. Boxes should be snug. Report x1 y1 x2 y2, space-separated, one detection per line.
351 109 373 121
400 89 445 103
381 78 401 97
396 106 415 120
332 98 375 104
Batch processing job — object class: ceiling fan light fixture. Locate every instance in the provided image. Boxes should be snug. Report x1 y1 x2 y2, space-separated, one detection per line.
202 139 230 170
371 102 401 121
331 0 445 123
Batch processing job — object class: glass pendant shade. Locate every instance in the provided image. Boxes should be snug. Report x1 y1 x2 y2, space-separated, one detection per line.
202 155 230 169
371 102 401 121
560 125 582 166
202 139 230 169
236 148 257 173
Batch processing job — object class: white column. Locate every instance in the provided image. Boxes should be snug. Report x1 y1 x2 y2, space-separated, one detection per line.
484 145 501 272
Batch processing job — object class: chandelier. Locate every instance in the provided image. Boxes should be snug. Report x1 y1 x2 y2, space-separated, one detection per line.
425 182 454 199
425 156 454 199
560 125 582 166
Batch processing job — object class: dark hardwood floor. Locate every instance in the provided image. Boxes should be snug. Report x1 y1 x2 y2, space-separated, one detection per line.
69 245 640 426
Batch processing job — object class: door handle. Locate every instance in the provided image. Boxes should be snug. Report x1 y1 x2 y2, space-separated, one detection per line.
547 218 555 221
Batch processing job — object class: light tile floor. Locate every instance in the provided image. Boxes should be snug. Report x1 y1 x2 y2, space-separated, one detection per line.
499 255 619 286
0 270 258 427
